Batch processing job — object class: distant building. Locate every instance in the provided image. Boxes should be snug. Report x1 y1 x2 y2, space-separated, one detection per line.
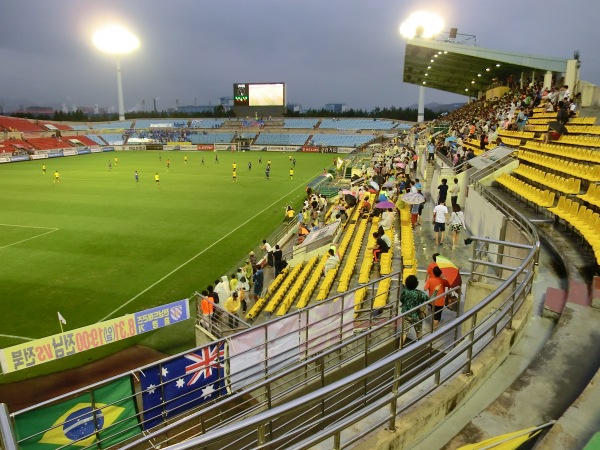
24 106 54 116
325 103 347 113
287 103 303 113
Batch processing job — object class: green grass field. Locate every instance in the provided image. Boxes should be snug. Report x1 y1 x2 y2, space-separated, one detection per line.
0 151 334 357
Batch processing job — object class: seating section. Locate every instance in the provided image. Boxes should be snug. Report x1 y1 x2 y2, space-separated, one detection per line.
296 255 328 309
190 119 224 129
558 135 600 148
518 150 600 182
99 134 125 145
0 116 47 132
358 219 380 284
254 133 310 146
245 267 290 321
85 135 108 146
89 121 133 130
309 134 373 147
263 263 304 314
190 133 236 144
514 163 580 194
399 205 418 283
496 173 555 208
283 118 319 129
276 256 319 316
578 184 600 207
521 141 600 163
319 119 395 130
565 125 600 135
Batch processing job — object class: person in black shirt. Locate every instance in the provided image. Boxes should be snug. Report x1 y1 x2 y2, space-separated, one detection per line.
438 178 449 204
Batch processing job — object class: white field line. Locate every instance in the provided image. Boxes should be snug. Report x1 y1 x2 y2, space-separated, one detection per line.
0 225 59 250
98 176 312 322
0 334 35 342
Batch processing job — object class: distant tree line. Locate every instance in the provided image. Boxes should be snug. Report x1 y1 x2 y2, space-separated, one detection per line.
10 104 442 123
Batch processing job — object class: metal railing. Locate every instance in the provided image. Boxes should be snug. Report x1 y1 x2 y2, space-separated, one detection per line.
130 241 532 450
110 234 535 450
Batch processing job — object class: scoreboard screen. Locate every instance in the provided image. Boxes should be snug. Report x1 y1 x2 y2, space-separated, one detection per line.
233 82 285 107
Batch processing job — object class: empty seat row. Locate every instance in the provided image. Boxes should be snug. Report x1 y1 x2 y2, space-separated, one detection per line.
521 141 600 163
513 163 581 194
496 173 555 208
517 150 600 182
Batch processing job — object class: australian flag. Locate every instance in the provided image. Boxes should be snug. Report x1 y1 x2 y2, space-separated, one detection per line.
140 342 226 430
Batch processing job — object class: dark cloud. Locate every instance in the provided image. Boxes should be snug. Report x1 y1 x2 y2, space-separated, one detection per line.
0 0 598 112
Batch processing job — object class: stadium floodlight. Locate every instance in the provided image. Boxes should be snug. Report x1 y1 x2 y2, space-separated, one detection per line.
93 25 139 121
399 12 444 39
399 12 444 123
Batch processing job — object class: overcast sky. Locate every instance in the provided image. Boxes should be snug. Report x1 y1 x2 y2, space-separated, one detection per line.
1 0 598 113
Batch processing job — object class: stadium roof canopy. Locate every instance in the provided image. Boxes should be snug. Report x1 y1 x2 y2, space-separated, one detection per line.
403 37 569 97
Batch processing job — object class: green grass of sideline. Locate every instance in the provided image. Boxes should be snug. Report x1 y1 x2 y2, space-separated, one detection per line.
0 150 335 382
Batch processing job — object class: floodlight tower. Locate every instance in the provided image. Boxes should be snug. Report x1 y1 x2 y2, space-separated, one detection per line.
400 12 444 123
93 25 139 121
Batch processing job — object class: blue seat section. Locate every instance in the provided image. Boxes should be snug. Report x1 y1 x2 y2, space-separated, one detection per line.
85 135 107 146
132 119 189 129
100 134 125 145
190 133 236 144
190 119 225 129
254 133 310 146
309 134 373 147
70 124 89 131
319 119 396 130
283 118 319 129
395 123 413 130
89 121 133 130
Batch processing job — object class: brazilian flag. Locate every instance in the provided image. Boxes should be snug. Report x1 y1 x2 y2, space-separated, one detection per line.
14 377 141 450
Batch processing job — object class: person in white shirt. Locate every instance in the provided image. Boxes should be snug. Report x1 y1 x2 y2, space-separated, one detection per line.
450 178 460 207
432 201 449 246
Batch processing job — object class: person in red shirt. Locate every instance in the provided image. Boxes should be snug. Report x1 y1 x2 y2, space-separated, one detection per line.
424 266 450 329
426 253 440 279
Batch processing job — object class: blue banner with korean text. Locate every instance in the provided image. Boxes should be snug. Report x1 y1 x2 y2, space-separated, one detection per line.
134 299 190 334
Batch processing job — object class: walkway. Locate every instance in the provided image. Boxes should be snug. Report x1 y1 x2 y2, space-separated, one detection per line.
412 158 600 449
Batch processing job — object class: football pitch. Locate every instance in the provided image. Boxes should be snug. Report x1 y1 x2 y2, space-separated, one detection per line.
0 151 334 352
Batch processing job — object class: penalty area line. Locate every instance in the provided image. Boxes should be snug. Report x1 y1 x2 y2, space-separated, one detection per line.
99 175 313 322
0 228 59 250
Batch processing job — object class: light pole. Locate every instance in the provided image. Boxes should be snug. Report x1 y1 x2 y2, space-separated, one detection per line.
93 25 139 121
400 12 444 123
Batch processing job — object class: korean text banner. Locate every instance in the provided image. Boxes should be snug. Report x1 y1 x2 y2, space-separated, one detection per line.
0 299 190 373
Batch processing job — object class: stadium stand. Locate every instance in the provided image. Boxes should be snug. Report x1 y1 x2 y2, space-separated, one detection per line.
319 118 396 130
253 133 310 146
189 132 235 144
282 118 319 129
190 119 225 128
308 134 373 147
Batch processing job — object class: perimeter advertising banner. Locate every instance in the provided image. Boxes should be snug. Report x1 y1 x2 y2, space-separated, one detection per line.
0 299 190 373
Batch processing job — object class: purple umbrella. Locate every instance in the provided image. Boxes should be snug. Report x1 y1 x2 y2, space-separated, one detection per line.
375 200 396 209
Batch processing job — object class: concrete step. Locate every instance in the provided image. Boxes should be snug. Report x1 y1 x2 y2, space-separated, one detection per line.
567 279 591 307
543 287 567 316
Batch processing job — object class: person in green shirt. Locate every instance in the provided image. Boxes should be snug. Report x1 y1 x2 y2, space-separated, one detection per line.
400 275 429 344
